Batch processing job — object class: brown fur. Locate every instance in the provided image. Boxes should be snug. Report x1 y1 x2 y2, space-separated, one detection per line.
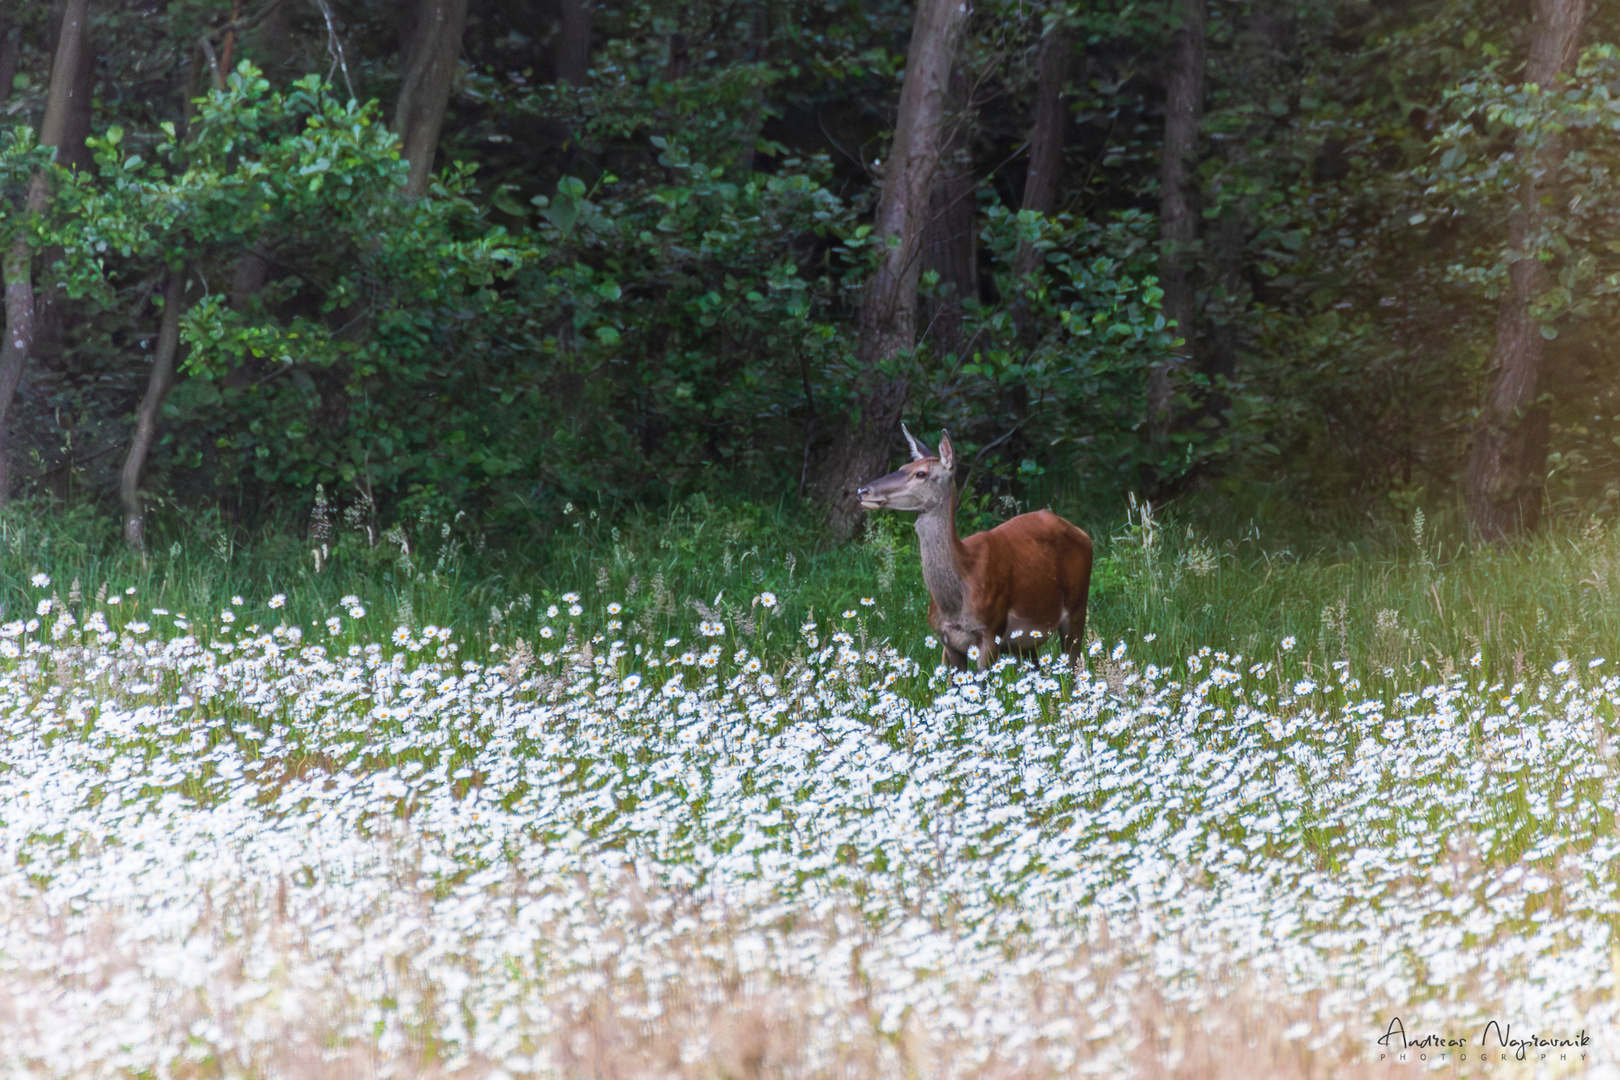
933 505 1093 669
857 427 1093 671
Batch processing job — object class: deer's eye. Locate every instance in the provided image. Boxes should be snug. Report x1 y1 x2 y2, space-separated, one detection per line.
915 469 929 478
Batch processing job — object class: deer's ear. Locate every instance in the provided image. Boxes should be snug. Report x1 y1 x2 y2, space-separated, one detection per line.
901 423 933 461
938 429 955 472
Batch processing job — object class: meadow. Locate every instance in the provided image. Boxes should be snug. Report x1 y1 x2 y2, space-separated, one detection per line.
0 496 1616 1077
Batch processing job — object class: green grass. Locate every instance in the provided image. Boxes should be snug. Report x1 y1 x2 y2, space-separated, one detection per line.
6 493 1618 689
1096 499 1620 687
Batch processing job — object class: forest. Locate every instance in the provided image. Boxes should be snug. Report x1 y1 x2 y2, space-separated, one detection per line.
2 0 1616 553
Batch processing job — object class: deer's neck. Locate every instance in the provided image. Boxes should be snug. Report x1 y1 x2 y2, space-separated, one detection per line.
915 492 969 619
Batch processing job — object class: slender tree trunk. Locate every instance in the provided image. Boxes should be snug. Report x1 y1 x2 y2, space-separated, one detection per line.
38 1 94 164
1149 0 1205 450
1464 0 1588 541
544 0 591 178
1010 18 1069 346
665 31 689 80
0 216 38 503
1200 3 1289 422
1200 196 1244 409
53 13 94 172
736 1 769 175
249 0 296 79
553 0 591 87
35 5 95 358
0 0 90 503
0 21 19 107
120 270 186 552
920 67 976 358
118 13 268 553
230 243 271 308
220 0 242 70
1015 19 1069 277
393 0 469 198
813 0 969 541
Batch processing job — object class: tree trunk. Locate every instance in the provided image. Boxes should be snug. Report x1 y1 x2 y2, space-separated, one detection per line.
0 21 19 107
1015 19 1069 276
1464 0 1588 541
0 0 90 503
230 243 271 308
120 269 187 553
543 0 591 178
219 0 242 71
920 66 976 358
1200 195 1244 413
814 0 969 541
1149 0 1205 450
53 12 95 172
1199 3 1289 422
393 0 469 198
34 6 96 359
735 1 769 175
0 220 38 503
553 0 591 87
248 0 297 80
39 0 93 163
1009 18 1069 346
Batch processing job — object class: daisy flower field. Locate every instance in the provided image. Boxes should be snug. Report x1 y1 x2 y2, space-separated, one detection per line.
0 568 1614 1077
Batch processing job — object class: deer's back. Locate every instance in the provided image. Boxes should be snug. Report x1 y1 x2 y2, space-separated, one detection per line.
961 510 1093 620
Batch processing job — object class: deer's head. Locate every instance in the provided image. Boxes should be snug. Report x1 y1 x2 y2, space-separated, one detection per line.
855 425 955 513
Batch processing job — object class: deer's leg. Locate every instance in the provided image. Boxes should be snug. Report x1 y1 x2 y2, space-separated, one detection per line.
975 632 997 671
1067 601 1089 659
941 622 985 670
1059 614 1086 673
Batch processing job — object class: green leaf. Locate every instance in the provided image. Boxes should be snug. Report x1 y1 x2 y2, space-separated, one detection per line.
491 187 528 218
544 177 589 236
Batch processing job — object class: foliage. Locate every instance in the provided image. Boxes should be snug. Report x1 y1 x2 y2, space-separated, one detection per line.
4 0 1620 541
952 204 1179 493
0 127 53 244
59 67 523 513
492 144 859 508
1221 2 1620 520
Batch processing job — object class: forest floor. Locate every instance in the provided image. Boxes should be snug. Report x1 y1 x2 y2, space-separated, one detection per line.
0 497 1615 1076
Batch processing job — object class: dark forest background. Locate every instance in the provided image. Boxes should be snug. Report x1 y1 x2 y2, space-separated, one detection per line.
2 0 1618 552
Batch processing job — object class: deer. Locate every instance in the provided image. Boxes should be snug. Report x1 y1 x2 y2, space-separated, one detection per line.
855 425 1094 672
